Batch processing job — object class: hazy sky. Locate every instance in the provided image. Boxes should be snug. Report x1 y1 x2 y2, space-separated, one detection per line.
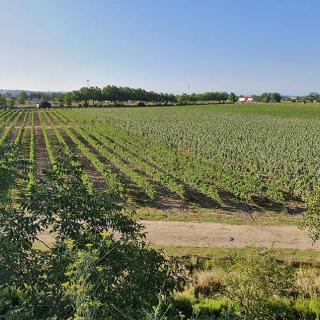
0 0 319 94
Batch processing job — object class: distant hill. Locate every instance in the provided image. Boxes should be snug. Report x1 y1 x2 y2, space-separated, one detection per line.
0 89 26 97
0 89 62 97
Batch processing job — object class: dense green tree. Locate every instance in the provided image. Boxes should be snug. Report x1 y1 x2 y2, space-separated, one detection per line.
17 91 27 105
63 92 74 107
229 92 238 103
78 87 92 106
307 92 320 102
89 86 102 105
102 85 122 103
0 94 7 107
256 92 282 103
41 93 49 101
259 93 271 103
7 98 15 108
177 93 190 104
270 92 282 102
29 91 42 100
176 91 230 104
54 94 65 107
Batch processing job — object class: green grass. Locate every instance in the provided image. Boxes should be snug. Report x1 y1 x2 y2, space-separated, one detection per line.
152 245 320 266
136 207 302 225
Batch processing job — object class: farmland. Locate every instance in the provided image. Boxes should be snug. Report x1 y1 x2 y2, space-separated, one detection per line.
1 103 319 212
2 103 320 319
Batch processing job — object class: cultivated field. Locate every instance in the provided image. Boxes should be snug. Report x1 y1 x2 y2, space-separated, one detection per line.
1 103 319 214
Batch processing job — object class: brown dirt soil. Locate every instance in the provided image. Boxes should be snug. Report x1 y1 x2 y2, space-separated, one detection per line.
35 127 51 176
38 220 320 250
141 220 320 250
7 127 19 143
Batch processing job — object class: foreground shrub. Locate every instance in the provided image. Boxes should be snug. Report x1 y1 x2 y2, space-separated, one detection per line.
0 148 178 319
172 287 196 318
222 247 295 319
296 268 320 298
193 297 230 317
302 186 320 242
194 269 225 298
309 298 320 318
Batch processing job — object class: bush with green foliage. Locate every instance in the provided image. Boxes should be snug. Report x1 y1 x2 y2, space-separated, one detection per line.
0 94 7 108
0 146 178 319
221 248 295 319
0 144 26 202
302 186 320 242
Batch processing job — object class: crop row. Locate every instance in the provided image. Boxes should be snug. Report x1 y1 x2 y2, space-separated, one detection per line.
5 106 312 207
54 110 188 200
84 125 186 199
48 111 124 195
53 110 156 198
14 111 29 146
56 110 224 204
54 110 187 200
0 111 25 146
27 111 36 190
74 105 320 201
42 111 94 192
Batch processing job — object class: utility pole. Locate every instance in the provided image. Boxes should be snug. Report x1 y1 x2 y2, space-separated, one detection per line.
187 84 191 95
86 80 90 88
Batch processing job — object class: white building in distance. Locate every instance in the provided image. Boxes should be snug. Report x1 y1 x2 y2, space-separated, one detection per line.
238 96 254 103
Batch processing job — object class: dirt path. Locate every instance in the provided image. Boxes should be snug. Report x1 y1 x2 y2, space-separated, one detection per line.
37 220 319 250
141 220 320 250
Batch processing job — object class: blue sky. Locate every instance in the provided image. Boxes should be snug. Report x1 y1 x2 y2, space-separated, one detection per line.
0 0 319 94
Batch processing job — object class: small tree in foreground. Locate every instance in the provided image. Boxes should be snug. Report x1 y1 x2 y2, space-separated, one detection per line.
0 148 177 319
222 248 295 320
301 186 320 243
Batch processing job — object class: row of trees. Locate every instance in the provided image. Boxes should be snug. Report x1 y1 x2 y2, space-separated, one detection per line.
0 91 31 107
52 88 239 107
294 92 320 102
52 86 177 107
0 91 58 108
176 92 236 104
253 92 320 103
0 94 15 108
252 92 282 103
3 87 320 108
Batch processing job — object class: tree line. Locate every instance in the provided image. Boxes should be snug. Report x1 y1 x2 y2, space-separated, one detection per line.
55 87 237 107
1 86 320 107
0 87 236 107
